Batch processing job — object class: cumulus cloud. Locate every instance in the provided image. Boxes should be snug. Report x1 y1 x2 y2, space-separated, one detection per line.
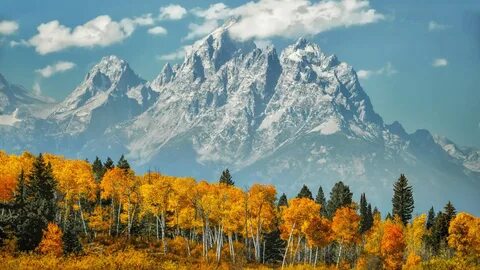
428 21 450 31
357 62 397 79
0 20 19 35
160 4 187 20
148 26 167 36
27 15 155 54
36 61 76 78
432 58 448 67
187 0 384 41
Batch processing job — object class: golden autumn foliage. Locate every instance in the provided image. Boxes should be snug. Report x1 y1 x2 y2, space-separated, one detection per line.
402 252 421 270
0 151 34 201
331 206 360 245
448 212 480 258
37 223 63 257
0 150 478 269
364 212 384 256
381 221 406 270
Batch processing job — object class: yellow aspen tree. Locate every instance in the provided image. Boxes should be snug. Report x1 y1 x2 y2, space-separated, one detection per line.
405 214 426 260
247 184 277 263
331 206 360 268
364 212 384 256
280 197 321 267
448 212 480 258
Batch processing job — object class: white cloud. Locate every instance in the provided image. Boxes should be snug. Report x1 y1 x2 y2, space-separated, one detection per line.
9 39 29 47
157 46 190 61
432 58 448 67
0 20 19 35
35 61 76 78
160 4 187 20
428 21 450 31
185 20 220 40
357 62 397 79
148 26 167 36
28 15 153 54
32 82 42 96
187 0 384 41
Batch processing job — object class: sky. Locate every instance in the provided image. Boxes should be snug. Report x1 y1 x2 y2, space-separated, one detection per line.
0 0 479 148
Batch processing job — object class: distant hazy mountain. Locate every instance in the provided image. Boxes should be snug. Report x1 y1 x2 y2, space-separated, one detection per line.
1 21 478 214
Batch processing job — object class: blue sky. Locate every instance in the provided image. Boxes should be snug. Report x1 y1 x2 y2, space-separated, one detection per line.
0 0 479 148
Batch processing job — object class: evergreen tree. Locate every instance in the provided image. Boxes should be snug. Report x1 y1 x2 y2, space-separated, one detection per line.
219 169 234 186
296 185 313 200
104 157 115 170
366 203 373 230
373 206 380 217
15 154 57 251
391 174 414 225
326 181 352 218
426 211 450 253
315 186 327 216
385 212 393 220
426 207 435 230
443 201 456 221
92 156 105 182
359 193 368 233
277 193 288 208
14 170 26 206
62 211 82 255
117 155 130 170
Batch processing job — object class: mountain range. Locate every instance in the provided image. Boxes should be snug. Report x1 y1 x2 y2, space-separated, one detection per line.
1 21 479 214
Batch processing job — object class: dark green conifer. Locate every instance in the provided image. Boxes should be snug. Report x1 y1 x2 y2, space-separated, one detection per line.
296 185 313 200
219 169 234 186
392 174 414 225
326 181 352 218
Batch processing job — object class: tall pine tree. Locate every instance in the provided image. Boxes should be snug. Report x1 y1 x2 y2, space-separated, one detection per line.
62 211 82 255
117 155 130 170
315 186 327 216
391 174 414 225
296 185 313 200
359 194 373 233
92 156 105 182
219 169 234 186
104 157 115 170
426 207 435 230
15 154 58 251
277 193 288 208
326 181 352 218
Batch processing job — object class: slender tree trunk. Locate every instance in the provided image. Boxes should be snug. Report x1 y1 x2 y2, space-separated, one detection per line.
116 201 121 235
78 199 88 236
336 243 343 268
160 211 167 254
314 247 318 267
282 223 295 269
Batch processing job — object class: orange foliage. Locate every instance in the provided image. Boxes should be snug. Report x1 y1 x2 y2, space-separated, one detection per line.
37 223 63 257
381 221 406 270
331 206 360 245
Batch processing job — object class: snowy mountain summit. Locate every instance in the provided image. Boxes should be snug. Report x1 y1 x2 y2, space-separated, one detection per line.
0 22 479 214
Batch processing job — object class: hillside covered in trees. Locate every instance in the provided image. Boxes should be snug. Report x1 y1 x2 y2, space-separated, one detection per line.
0 151 478 269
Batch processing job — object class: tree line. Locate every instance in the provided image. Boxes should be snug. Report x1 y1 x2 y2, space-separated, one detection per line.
0 151 478 269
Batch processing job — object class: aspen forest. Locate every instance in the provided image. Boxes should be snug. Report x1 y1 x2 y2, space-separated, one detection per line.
0 151 478 270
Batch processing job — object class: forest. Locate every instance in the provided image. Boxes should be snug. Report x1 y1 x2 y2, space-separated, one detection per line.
0 151 478 269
